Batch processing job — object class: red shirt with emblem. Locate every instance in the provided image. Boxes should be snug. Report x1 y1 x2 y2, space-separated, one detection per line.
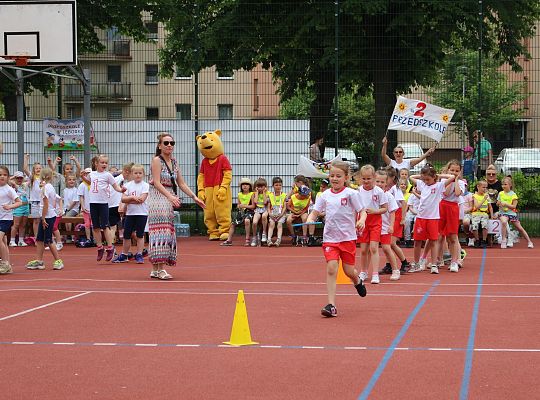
200 154 232 187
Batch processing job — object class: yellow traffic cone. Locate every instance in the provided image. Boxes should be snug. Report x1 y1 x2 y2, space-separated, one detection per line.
336 259 352 284
223 290 259 346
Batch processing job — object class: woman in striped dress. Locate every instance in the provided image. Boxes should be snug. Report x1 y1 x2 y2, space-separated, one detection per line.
148 133 205 280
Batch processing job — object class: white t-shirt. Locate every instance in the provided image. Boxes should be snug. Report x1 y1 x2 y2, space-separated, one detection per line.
124 181 150 216
441 178 465 203
416 180 446 219
356 185 387 211
77 182 91 212
0 184 19 221
63 187 79 212
313 187 365 243
28 177 42 201
40 183 58 219
390 159 411 172
88 171 116 204
108 174 125 208
382 193 399 235
407 193 419 213
387 184 405 204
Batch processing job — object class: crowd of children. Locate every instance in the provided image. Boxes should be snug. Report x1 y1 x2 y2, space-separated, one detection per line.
0 147 536 319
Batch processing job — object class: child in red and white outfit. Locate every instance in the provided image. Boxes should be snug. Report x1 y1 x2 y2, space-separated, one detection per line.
307 161 367 318
374 169 400 281
355 165 388 284
409 165 456 274
438 160 465 273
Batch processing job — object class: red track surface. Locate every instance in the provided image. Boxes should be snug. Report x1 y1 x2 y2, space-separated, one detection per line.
1 237 538 399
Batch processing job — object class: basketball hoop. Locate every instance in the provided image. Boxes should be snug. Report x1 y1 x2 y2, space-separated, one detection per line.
1 55 29 67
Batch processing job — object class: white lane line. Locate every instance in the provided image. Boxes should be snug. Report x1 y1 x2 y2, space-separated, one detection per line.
302 346 324 349
12 341 35 345
475 348 540 352
259 345 282 348
175 344 200 348
93 343 117 346
53 342 75 345
134 343 158 347
0 292 91 322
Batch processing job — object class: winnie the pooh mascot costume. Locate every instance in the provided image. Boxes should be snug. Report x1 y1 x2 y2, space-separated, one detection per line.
197 129 232 240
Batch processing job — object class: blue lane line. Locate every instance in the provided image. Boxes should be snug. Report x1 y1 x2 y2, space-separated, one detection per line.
459 247 487 400
357 280 440 400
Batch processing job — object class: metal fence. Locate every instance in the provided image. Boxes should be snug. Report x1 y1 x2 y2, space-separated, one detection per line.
1 0 539 235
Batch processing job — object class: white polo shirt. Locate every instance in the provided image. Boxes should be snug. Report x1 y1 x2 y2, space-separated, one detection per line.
356 185 387 211
416 180 446 219
0 184 19 220
381 193 399 235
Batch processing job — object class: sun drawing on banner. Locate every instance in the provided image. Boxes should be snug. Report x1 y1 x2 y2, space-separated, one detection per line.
442 114 449 123
397 102 406 113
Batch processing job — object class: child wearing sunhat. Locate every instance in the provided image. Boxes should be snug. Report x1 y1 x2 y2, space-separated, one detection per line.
221 177 255 246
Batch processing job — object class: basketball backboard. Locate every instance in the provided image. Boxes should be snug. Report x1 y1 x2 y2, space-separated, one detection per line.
0 0 77 66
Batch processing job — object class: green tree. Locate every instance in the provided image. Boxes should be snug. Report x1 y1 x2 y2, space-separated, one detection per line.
429 49 525 143
0 0 156 120
158 0 540 164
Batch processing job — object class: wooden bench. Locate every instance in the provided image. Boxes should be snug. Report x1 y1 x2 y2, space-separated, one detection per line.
58 216 85 238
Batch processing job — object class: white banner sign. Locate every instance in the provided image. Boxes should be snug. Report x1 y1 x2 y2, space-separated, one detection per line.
387 96 455 142
43 118 96 151
298 154 342 178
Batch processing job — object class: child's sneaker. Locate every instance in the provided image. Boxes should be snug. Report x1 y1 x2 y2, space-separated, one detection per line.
275 238 281 247
267 240 274 247
449 262 459 273
9 240 17 247
261 234 267 244
460 249 467 261
105 247 116 261
379 263 392 275
0 260 13 274
528 241 534 249
220 240 233 246
500 239 507 249
53 259 64 270
135 253 144 264
56 242 63 251
150 270 159 279
418 258 427 271
400 260 410 273
370 274 380 284
390 270 401 281
321 303 337 317
26 260 44 270
468 238 475 247
250 237 257 247
113 253 129 263
96 247 105 261
506 240 513 248
18 240 27 247
408 262 420 273
354 277 367 297
359 271 368 281
443 252 452 265
430 264 439 274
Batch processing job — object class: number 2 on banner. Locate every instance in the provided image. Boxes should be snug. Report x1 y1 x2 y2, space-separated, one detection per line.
414 102 426 117
488 219 501 234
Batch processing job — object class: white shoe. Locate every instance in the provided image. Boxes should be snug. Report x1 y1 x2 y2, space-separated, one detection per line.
261 234 267 243
9 241 17 247
390 270 400 281
56 242 63 251
528 242 534 249
430 265 439 274
370 274 380 284
507 240 514 248
468 238 475 247
500 240 507 249
18 241 27 247
408 262 420 273
359 271 368 281
53 259 64 270
449 262 459 273
418 258 427 271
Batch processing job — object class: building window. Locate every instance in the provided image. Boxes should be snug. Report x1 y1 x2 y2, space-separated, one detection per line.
253 78 259 111
218 104 233 120
146 107 159 120
217 70 234 80
175 103 191 120
67 106 81 119
174 65 192 80
108 107 122 120
145 22 158 41
107 65 121 82
145 64 159 84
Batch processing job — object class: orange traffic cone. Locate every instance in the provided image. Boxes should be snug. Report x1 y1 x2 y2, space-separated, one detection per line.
336 259 352 284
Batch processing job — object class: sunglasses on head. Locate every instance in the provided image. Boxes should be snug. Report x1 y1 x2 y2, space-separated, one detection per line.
162 140 175 146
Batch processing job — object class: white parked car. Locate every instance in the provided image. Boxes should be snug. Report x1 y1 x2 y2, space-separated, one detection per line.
324 147 360 171
398 142 426 174
494 148 540 176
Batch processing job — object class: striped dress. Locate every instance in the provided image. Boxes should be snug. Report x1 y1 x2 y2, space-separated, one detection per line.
148 157 178 266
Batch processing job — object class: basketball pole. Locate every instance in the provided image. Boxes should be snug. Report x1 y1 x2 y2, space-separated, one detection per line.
16 69 24 171
82 68 91 169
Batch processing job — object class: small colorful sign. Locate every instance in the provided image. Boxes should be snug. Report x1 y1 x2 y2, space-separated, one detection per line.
387 96 455 142
43 118 97 151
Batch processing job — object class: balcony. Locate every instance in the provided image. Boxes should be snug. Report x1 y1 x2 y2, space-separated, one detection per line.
63 82 132 103
79 39 132 61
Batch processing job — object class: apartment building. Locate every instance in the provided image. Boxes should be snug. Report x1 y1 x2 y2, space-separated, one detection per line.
25 23 280 121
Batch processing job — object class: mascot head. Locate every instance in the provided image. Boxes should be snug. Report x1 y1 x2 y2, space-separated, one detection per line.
196 129 224 160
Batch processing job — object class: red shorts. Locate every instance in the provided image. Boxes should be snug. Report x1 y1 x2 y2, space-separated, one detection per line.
357 214 382 244
53 216 62 231
380 234 391 245
392 207 403 238
322 240 356 265
414 218 439 241
439 200 459 235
